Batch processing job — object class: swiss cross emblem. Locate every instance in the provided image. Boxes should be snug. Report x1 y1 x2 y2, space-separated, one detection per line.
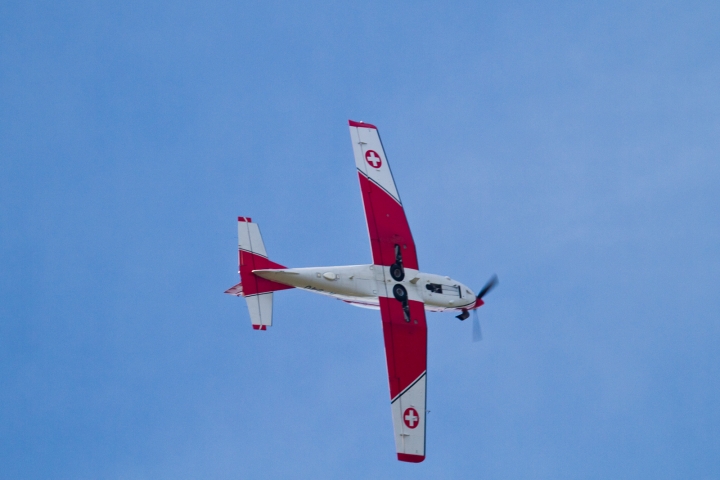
403 407 419 429
365 150 382 169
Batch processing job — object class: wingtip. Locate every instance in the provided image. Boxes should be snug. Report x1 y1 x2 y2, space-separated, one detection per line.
348 119 377 129
397 453 425 463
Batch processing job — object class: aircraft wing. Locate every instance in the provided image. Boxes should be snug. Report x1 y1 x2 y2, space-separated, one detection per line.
348 120 419 270
349 120 427 462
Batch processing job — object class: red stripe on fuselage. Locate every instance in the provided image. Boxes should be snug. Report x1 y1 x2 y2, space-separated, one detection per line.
379 297 427 400
239 250 294 296
358 173 419 270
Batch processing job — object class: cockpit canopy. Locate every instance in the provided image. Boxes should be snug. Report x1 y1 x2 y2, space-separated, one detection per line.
425 282 464 297
425 283 443 294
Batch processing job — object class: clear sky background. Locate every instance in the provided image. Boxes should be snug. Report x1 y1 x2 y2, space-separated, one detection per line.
2 1 719 478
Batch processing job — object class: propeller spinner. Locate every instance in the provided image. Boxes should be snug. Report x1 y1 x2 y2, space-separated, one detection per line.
456 274 499 341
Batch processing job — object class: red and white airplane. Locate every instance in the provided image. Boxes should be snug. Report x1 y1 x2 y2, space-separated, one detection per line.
225 120 497 463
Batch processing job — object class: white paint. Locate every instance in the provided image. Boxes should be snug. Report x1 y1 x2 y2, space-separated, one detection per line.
245 292 272 327
253 265 476 312
391 372 426 457
238 221 267 257
404 409 418 427
349 125 401 203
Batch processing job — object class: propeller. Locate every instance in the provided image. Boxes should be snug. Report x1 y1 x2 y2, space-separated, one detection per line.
472 309 482 342
477 274 498 301
471 274 498 342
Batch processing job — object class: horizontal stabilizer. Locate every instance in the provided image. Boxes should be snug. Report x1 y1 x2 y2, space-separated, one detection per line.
246 292 273 330
236 217 294 330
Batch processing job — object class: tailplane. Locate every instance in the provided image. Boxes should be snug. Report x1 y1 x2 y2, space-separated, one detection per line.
224 217 293 330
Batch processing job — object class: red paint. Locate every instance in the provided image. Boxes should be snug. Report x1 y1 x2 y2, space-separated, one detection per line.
348 119 377 129
252 325 267 330
358 173 419 269
223 282 244 296
403 407 420 429
472 297 485 309
237 217 252 222
365 150 382 168
239 250 295 296
361 172 425 400
397 453 425 463
379 297 427 400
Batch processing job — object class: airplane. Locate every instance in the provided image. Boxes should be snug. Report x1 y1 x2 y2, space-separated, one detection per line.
225 120 497 463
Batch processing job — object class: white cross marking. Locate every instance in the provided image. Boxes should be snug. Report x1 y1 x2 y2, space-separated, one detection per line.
366 151 381 168
405 409 418 427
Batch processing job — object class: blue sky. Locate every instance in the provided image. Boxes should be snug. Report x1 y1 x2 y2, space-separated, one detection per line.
2 1 719 478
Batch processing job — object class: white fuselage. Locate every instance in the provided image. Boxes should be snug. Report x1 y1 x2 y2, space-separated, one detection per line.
254 265 476 312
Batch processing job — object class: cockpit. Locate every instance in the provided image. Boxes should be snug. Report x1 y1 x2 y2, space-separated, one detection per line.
425 283 443 294
425 282 463 298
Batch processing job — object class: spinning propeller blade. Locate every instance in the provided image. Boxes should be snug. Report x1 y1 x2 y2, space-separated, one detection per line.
477 274 498 300
472 309 482 342
470 274 498 342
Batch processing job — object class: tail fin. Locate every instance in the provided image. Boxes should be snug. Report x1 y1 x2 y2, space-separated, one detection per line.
229 217 293 330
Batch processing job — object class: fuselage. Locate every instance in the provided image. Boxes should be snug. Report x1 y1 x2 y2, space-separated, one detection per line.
254 265 476 312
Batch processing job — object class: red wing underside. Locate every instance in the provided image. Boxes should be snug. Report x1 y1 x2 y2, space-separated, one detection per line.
358 173 419 270
379 286 427 462
350 121 427 462
380 297 428 397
